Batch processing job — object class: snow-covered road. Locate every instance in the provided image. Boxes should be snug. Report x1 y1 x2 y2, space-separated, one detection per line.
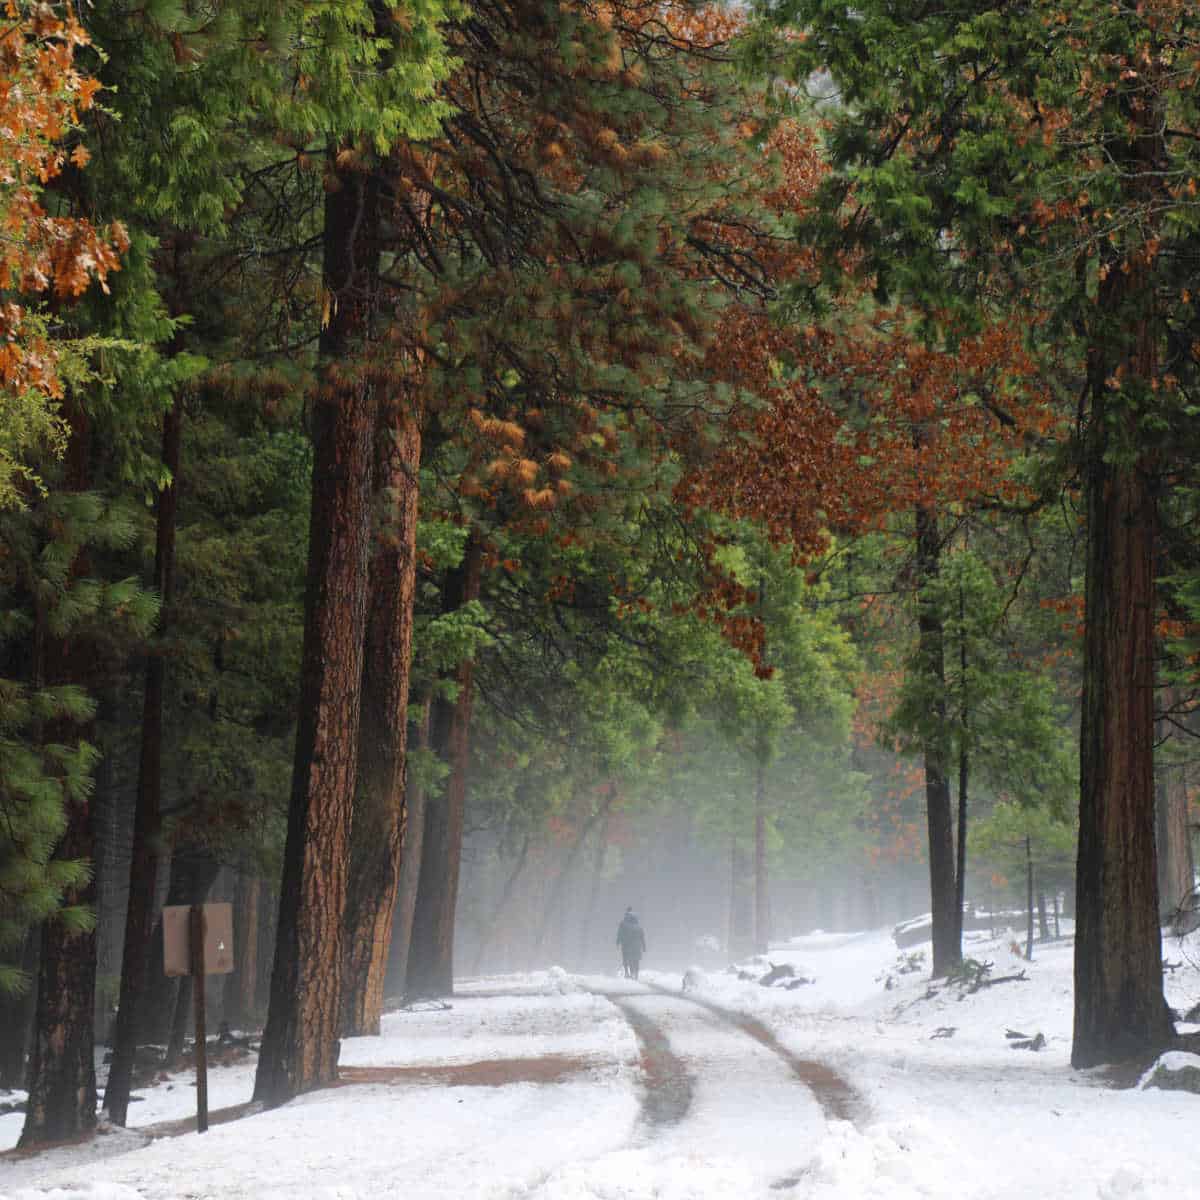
530 979 833 1195
4 927 1200 1199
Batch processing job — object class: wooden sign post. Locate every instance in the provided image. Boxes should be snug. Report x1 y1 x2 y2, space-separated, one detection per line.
163 902 234 1133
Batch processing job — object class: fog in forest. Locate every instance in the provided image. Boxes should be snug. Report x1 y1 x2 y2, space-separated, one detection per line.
456 748 941 979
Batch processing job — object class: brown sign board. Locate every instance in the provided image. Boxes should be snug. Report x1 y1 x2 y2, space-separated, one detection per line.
163 903 235 977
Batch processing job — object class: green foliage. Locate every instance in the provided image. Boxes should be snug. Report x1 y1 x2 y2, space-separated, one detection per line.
0 679 98 988
885 547 1075 814
972 799 1076 896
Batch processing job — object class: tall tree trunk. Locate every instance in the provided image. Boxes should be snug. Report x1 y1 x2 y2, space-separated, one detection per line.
533 786 617 957
1025 836 1034 962
104 400 181 1126
340 391 422 1037
1155 736 1194 925
406 534 483 999
1037 891 1050 942
954 586 969 950
0 934 37 1088
1072 244 1174 1066
754 758 769 954
916 503 959 976
21 797 97 1146
255 877 276 1017
91 716 122 1037
473 832 531 975
383 696 431 1000
226 874 259 1029
254 162 382 1105
164 975 192 1070
21 402 98 1149
578 815 610 968
728 834 754 959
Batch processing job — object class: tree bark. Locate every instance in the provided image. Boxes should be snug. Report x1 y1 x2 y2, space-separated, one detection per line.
1025 836 1034 962
728 834 754 959
754 758 769 954
916 503 959 976
473 831 531 975
1155 743 1194 925
340 391 422 1037
406 533 483 999
578 816 609 968
255 877 276 1017
164 975 192 1070
21 400 99 1149
226 874 259 1029
0 934 37 1088
104 400 181 1126
254 161 382 1105
1037 891 1050 942
534 786 617 957
1071 243 1174 1066
954 585 969 951
21 794 97 1146
383 696 431 1000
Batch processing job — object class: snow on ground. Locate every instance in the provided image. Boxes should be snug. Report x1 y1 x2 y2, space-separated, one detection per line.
643 923 1200 1200
4 926 1200 1199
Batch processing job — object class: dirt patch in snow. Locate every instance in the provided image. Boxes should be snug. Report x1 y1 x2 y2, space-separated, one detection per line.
337 1055 600 1088
122 1054 601 1141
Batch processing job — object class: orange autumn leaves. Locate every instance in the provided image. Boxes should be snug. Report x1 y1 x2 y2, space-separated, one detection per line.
0 1 127 402
682 116 1060 562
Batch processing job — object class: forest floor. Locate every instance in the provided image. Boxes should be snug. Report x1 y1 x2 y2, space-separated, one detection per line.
3 922 1200 1198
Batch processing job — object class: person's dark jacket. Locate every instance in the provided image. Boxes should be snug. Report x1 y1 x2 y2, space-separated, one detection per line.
617 914 646 955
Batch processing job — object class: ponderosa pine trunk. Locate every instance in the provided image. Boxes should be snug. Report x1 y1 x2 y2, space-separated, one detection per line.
754 757 769 954
0 934 37 1088
728 835 753 959
383 695 430 1000
1025 836 1035 962
21 796 97 1146
954 588 969 950
406 534 483 999
233 874 260 1028
916 503 959 977
1071 245 1174 1066
577 818 608 968
104 399 181 1126
533 785 617 957
1154 708 1194 925
472 818 530 975
340 392 422 1037
253 160 381 1105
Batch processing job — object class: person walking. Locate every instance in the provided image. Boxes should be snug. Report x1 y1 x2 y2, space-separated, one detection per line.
616 907 646 979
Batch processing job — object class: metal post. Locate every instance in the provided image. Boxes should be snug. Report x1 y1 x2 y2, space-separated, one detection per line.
189 904 208 1132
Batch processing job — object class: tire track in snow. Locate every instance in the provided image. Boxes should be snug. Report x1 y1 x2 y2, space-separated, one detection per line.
643 981 864 1126
605 993 695 1130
